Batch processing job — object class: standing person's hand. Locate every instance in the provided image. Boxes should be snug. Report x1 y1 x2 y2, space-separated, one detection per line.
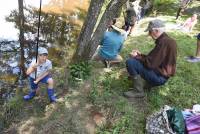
129 49 141 58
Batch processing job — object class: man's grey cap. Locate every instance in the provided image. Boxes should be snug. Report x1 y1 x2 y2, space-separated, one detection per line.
144 19 165 32
38 47 48 54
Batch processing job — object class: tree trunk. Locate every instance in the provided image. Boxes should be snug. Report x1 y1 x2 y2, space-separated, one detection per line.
85 0 128 59
73 0 128 61
73 0 105 61
18 0 26 79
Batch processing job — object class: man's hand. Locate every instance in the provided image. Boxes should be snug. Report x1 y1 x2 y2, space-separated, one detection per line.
129 49 141 58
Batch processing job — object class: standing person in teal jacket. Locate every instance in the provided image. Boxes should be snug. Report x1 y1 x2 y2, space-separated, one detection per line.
93 21 126 68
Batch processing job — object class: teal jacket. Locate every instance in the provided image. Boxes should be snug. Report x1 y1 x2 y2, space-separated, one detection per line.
99 31 125 60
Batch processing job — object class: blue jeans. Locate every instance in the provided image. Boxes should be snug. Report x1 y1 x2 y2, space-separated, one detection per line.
126 58 167 86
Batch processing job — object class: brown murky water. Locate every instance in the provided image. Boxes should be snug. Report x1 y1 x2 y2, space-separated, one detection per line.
43 0 89 14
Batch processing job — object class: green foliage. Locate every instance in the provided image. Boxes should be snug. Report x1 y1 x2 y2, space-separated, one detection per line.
0 95 24 130
152 0 178 15
89 77 112 104
111 115 133 134
69 61 92 83
104 0 111 6
97 115 134 134
153 0 176 6
89 71 129 104
88 71 141 133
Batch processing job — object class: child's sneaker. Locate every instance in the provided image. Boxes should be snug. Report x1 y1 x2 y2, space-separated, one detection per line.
23 91 36 101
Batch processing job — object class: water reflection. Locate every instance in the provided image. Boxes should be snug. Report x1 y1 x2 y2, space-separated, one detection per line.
0 41 19 74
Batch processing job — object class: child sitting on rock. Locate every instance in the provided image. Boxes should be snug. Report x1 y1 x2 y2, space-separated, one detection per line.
23 47 56 103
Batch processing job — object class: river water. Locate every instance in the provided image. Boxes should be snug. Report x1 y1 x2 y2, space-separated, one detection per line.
0 0 51 71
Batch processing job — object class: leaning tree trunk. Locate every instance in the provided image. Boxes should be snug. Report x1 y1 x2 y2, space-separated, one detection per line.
73 0 105 61
18 0 26 78
85 0 128 59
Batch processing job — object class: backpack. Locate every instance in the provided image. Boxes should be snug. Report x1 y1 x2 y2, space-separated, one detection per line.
146 105 175 134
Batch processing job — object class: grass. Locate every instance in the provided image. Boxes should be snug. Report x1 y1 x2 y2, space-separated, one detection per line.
88 29 200 133
88 70 145 133
87 3 200 131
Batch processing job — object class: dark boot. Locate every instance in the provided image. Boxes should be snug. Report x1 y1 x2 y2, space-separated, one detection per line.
47 89 56 103
23 91 36 101
124 75 146 98
176 8 182 20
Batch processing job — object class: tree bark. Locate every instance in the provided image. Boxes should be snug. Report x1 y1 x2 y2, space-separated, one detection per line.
18 0 26 78
85 0 128 59
73 0 105 61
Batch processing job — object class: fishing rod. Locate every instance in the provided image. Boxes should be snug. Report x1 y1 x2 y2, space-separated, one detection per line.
35 0 42 79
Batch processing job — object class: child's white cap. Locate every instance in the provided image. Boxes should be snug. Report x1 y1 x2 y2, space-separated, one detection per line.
38 47 48 54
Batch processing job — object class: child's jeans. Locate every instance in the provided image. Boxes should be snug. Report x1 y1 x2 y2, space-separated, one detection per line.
29 75 51 90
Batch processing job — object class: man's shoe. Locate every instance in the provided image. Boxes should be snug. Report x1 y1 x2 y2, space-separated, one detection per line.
124 90 145 98
124 75 146 98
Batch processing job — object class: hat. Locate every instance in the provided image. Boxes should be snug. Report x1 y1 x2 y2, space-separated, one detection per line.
111 21 126 34
38 47 48 54
145 19 165 32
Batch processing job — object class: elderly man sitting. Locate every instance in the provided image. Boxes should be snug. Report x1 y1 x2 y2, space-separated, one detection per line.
124 19 177 98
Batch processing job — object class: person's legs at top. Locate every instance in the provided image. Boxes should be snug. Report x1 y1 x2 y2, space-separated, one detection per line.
136 12 141 22
195 33 200 58
176 7 183 20
128 23 136 36
127 17 136 35
140 8 146 19
124 21 130 32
